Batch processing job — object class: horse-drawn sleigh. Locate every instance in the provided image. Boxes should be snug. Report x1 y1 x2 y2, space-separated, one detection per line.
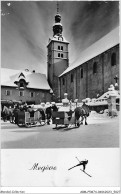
52 110 76 128
17 110 44 127
1 104 47 127
52 101 90 129
1 96 90 128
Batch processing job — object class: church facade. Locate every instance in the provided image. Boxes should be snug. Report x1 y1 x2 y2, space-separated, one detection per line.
59 27 119 101
47 9 119 102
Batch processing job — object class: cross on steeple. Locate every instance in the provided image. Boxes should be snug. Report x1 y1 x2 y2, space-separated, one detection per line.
53 1 62 37
114 75 119 83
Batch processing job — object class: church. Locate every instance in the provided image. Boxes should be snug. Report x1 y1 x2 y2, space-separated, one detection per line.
1 4 119 105
47 8 119 102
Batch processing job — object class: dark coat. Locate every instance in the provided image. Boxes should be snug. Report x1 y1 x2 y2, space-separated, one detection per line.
51 105 58 112
46 107 52 119
82 104 90 116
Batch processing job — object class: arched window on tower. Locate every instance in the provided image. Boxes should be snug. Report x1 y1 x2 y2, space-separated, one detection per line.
111 52 116 66
58 37 63 41
93 62 97 74
61 53 63 58
81 68 83 78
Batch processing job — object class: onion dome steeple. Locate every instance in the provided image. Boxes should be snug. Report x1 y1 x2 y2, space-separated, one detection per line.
53 2 63 37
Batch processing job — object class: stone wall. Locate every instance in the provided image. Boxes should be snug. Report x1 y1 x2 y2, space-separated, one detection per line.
47 40 69 100
60 44 119 101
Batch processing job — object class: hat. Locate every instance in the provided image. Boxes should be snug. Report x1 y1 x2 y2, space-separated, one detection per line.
51 102 56 105
82 99 86 103
46 102 51 107
46 102 50 105
41 102 45 107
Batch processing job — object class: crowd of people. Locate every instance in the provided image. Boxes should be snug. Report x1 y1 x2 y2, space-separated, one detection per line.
1 102 58 125
1 99 90 127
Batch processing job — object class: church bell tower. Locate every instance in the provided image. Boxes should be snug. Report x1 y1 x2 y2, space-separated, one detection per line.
47 2 69 101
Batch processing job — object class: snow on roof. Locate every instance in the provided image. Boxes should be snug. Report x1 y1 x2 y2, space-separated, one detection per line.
1 68 50 90
98 90 120 99
48 35 69 45
59 27 119 77
53 23 63 26
27 73 50 90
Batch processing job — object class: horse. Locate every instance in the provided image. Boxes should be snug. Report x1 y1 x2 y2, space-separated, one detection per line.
2 106 14 122
45 106 52 125
13 106 20 124
45 104 58 125
36 108 46 123
74 105 90 127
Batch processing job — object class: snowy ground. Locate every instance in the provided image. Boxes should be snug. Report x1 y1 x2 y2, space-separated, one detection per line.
1 111 119 148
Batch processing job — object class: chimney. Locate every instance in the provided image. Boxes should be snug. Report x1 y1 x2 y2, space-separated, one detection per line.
25 69 29 72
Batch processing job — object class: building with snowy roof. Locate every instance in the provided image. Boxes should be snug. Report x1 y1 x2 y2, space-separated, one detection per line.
1 68 51 105
58 27 119 101
47 6 119 102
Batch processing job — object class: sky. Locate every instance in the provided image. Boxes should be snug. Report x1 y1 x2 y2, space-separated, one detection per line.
1 1 119 75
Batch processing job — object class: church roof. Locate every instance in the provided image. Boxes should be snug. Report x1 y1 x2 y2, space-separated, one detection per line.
1 68 51 90
59 27 119 77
